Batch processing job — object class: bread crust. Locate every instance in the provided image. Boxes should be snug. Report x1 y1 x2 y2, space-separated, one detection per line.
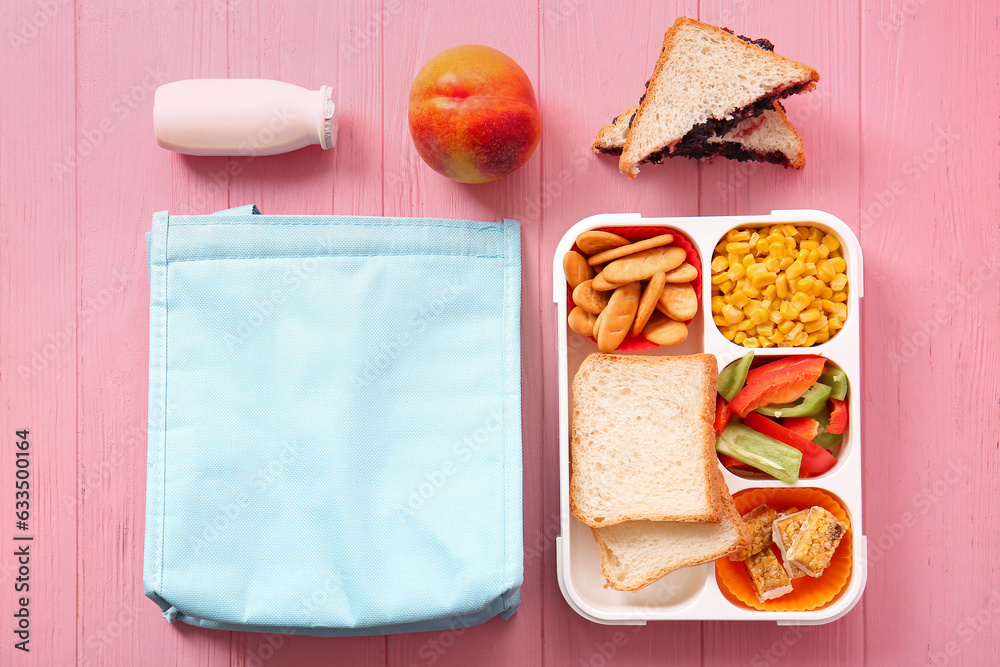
592 468 750 591
569 353 721 527
620 16 820 178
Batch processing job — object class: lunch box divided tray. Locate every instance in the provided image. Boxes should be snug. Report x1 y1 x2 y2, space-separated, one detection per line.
553 210 866 625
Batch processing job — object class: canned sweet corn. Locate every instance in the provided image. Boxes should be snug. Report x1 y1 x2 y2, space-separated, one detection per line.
712 225 849 347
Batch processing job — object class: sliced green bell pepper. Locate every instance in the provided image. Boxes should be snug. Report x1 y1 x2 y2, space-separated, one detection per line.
813 431 844 449
715 423 802 484
755 382 832 418
818 367 850 401
717 351 754 402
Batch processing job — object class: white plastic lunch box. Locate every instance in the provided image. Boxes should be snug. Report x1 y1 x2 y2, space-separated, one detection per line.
553 210 866 625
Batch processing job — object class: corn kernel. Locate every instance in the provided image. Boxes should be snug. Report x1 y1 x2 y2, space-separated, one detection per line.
821 287 834 299
796 276 816 293
714 315 729 327
761 299 772 312
799 308 822 323
821 233 841 252
775 275 789 299
834 303 848 320
829 316 843 330
728 253 740 268
800 240 820 251
769 331 786 344
759 336 774 348
727 263 746 281
756 322 775 336
784 236 797 250
832 291 848 302
745 262 766 278
742 254 756 269
804 333 819 347
752 272 777 289
748 307 769 324
738 318 756 332
778 340 794 348
804 316 829 333
793 331 809 346
780 302 800 320
767 233 784 247
711 272 730 285
763 256 779 273
768 242 786 259
779 257 794 270
733 331 748 344
808 227 824 241
796 226 811 237
778 319 796 334
722 327 737 341
831 273 848 291
731 291 750 309
728 229 751 242
716 241 729 254
743 338 761 348
763 284 777 301
788 322 805 340
830 257 847 273
810 281 826 297
817 243 830 259
809 298 824 311
786 259 804 280
712 296 727 314
806 249 820 263
817 260 836 282
802 262 817 277
740 281 761 298
816 330 831 344
791 292 812 311
722 304 744 324
726 241 750 255
822 299 837 313
783 225 799 237
719 279 734 294
711 255 729 272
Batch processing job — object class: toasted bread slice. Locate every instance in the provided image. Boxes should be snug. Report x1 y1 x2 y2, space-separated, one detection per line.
593 102 805 169
592 468 751 591
620 17 819 178
570 353 721 527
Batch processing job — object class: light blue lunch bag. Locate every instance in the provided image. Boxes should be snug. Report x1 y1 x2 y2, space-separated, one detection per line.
143 205 522 635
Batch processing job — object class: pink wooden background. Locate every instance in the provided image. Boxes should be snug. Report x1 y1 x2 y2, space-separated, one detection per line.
1 0 998 665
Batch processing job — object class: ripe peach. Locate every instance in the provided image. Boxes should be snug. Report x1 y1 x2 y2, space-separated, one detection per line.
408 45 541 184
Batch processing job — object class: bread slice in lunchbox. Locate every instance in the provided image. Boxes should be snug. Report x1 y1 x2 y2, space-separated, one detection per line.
593 102 805 169
619 16 819 178
592 469 751 591
569 353 721 527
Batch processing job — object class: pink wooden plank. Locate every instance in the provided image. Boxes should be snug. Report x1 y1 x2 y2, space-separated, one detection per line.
0 1 78 665
697 2 867 664
537 1 710 665
859 1 1000 665
377 1 545 665
73 2 234 666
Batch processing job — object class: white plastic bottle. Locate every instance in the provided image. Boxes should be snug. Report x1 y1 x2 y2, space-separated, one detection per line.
153 79 337 156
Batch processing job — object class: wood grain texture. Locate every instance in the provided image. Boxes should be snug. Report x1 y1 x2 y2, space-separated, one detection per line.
0 0 998 665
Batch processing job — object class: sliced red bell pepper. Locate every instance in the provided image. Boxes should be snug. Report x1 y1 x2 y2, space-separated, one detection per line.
745 355 826 384
827 398 849 434
743 412 838 474
782 416 820 441
728 357 827 417
714 395 732 434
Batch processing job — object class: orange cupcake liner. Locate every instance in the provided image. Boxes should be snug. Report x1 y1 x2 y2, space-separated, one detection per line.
566 226 702 353
715 487 853 612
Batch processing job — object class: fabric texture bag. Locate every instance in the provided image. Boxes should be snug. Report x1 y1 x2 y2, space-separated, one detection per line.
143 205 522 636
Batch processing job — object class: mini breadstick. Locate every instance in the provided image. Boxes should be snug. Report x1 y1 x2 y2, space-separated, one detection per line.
567 307 598 337
563 251 595 289
657 282 698 321
591 272 623 291
587 233 674 266
593 307 607 341
575 230 631 255
632 271 666 336
663 262 698 283
597 282 641 353
602 246 686 283
572 280 611 314
643 312 688 345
